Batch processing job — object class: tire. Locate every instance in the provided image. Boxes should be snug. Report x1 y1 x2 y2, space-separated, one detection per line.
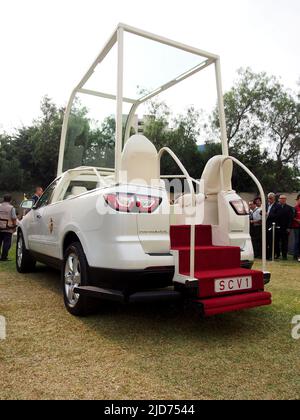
62 242 98 316
16 230 36 273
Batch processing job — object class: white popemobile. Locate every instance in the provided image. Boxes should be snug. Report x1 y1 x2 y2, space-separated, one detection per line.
17 24 271 316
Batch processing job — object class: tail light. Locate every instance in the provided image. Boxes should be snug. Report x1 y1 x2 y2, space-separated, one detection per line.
104 193 161 213
230 199 249 215
104 193 136 213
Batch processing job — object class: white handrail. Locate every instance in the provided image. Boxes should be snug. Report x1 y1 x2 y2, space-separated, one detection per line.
158 147 196 280
158 150 266 279
219 156 267 272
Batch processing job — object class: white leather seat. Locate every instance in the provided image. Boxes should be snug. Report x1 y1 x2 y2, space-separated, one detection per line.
174 193 206 208
200 155 233 226
67 186 88 199
120 135 159 186
201 155 233 195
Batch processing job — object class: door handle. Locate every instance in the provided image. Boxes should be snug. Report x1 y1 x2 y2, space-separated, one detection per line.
36 214 42 219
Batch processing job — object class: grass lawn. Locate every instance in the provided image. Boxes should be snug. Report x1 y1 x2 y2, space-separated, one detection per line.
0 244 299 400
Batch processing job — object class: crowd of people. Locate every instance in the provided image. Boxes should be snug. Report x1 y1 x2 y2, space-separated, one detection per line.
249 192 300 261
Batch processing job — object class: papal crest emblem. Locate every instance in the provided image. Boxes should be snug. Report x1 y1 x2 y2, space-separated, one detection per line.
49 218 54 234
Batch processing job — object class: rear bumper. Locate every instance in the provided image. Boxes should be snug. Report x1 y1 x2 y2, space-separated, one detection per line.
196 291 272 317
241 260 254 269
263 271 271 285
74 285 182 304
88 265 175 292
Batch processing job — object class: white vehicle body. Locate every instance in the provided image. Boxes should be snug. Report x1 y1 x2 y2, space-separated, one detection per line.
18 159 253 276
20 166 173 274
17 24 271 316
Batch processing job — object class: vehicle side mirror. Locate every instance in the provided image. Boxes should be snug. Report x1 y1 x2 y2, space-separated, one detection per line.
21 199 34 210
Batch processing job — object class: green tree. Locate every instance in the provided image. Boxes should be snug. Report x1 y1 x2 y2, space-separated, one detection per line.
143 101 202 179
12 96 64 188
33 96 64 186
63 101 90 171
264 87 300 182
0 133 24 190
212 68 300 192
212 68 277 149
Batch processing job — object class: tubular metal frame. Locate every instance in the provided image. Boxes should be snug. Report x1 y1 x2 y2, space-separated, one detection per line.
219 156 267 273
157 151 268 279
56 25 268 280
57 23 229 176
158 147 197 280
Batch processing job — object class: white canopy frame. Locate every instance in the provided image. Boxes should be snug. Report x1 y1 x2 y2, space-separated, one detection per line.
57 23 229 178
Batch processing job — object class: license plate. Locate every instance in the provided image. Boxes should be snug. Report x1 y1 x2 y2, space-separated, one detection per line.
215 276 252 293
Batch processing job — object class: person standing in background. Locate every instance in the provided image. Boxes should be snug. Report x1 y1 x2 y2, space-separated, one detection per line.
266 193 280 260
31 187 43 205
254 197 262 209
0 194 17 261
249 200 256 235
249 199 262 258
249 201 255 216
291 193 300 262
276 195 294 260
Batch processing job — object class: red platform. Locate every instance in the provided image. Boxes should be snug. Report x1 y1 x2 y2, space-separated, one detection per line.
170 225 272 316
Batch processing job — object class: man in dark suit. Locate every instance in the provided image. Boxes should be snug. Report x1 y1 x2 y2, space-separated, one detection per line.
276 195 295 260
266 192 280 259
31 186 43 205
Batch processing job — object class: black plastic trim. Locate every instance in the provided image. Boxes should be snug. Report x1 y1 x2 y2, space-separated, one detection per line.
263 271 271 285
30 251 62 270
74 285 182 304
88 266 175 292
241 260 254 269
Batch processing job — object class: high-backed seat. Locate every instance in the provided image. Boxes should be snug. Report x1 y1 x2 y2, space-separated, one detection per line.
200 155 233 226
201 155 233 195
66 186 88 199
120 135 159 186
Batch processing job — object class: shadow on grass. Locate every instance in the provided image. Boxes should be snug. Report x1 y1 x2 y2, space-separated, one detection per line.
81 292 274 347
75 305 276 356
12 261 275 345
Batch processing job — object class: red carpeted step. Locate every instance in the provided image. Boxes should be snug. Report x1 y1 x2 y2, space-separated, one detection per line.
196 291 272 317
170 225 212 248
177 246 241 272
170 224 271 315
181 267 264 298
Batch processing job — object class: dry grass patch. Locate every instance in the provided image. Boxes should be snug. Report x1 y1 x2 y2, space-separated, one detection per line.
0 246 299 400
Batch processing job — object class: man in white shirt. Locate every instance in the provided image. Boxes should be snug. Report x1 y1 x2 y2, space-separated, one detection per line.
0 194 17 261
249 200 262 258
